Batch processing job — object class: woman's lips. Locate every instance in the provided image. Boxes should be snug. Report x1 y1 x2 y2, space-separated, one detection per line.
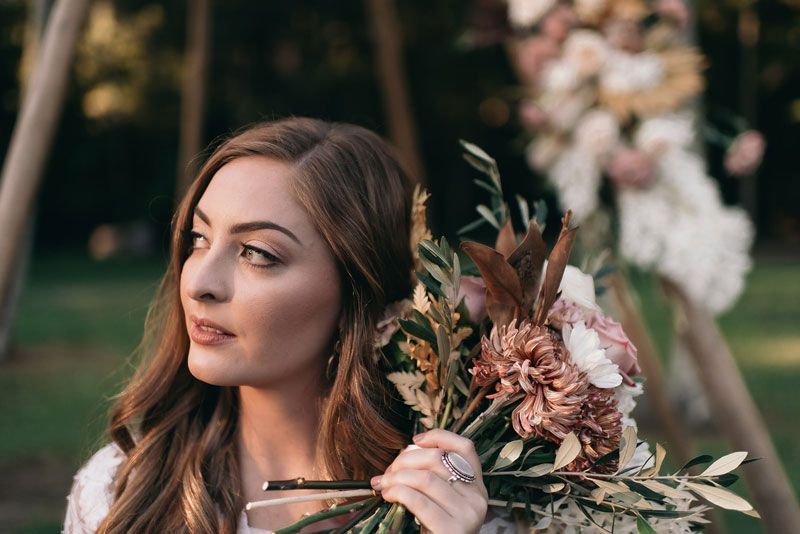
190 323 236 345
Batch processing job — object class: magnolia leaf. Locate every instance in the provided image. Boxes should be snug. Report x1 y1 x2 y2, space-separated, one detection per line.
476 205 500 230
700 451 748 477
684 482 754 511
552 432 581 471
461 241 523 326
532 211 577 325
494 219 517 258
492 440 524 471
639 480 695 501
506 219 547 313
522 463 554 477
541 483 565 493
616 426 638 474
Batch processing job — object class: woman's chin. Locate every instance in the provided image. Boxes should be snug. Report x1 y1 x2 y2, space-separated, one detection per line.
187 349 242 386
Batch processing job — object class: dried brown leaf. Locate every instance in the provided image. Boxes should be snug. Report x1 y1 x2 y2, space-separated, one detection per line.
506 219 547 315
461 241 523 326
533 211 577 325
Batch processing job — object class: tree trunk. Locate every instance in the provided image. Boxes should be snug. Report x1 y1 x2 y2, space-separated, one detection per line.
175 0 211 201
364 0 425 184
0 0 87 360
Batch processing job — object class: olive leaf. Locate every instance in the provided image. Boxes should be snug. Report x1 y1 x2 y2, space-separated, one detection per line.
552 432 581 471
699 451 748 477
491 440 524 471
683 482 754 512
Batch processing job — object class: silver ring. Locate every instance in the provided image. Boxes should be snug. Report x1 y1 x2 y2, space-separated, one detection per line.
441 451 476 484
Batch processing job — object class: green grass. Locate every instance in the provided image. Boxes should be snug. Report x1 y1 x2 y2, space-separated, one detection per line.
1 252 797 532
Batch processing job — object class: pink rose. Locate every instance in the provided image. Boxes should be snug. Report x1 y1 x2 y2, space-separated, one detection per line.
724 130 766 177
606 147 655 189
457 276 487 323
585 313 641 385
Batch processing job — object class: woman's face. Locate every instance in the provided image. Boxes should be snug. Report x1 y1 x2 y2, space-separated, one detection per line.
179 156 342 388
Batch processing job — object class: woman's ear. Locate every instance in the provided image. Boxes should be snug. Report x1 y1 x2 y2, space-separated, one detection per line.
338 315 345 335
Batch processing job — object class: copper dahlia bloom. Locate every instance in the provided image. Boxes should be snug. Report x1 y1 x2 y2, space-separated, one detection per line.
471 319 590 442
569 385 623 472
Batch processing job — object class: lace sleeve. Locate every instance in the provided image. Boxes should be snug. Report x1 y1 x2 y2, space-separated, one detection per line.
62 443 126 534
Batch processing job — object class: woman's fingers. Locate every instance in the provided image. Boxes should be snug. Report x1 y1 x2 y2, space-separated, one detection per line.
411 429 486 496
373 468 458 514
378 482 451 532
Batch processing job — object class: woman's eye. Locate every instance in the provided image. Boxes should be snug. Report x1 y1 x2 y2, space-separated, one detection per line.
186 230 208 251
242 245 280 269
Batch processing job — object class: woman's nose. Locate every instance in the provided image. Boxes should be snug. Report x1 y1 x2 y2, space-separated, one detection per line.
184 245 233 303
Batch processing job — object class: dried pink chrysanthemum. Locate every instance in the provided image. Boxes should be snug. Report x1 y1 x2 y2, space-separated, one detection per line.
472 319 590 443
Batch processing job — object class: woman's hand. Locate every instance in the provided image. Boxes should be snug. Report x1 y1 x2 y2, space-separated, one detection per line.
370 429 488 534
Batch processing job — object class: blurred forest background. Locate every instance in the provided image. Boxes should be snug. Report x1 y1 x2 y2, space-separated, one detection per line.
0 0 798 532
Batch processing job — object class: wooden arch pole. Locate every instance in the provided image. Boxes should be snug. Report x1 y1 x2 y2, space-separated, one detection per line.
664 279 800 533
365 0 425 185
0 0 92 349
175 0 211 201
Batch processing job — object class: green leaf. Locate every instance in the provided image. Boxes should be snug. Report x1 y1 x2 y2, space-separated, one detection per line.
435 324 451 367
626 480 666 503
515 194 530 227
715 473 740 487
476 205 500 229
677 454 714 474
418 240 450 269
552 432 581 471
398 318 437 347
457 217 487 235
616 426 637 474
415 270 445 299
700 451 748 477
492 440 524 471
473 178 498 195
684 481 754 511
636 515 657 534
460 140 496 166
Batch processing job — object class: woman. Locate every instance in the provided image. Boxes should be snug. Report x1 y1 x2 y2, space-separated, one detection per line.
62 118 489 533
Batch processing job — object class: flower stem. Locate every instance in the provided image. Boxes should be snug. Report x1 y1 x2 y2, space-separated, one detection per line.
331 496 384 534
359 502 392 534
262 478 372 491
272 496 377 534
451 385 489 433
438 385 454 428
247 489 376 510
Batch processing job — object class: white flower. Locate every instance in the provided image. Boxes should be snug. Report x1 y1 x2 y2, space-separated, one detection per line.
635 112 695 157
541 59 580 94
560 264 601 311
615 381 644 430
507 0 556 28
573 108 620 162
600 50 664 93
549 146 601 221
563 29 609 79
525 135 565 171
562 321 622 388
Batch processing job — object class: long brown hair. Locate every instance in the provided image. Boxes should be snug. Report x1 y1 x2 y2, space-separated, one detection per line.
98 118 415 533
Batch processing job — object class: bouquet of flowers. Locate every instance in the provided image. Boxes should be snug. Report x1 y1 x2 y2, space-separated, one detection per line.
246 143 757 532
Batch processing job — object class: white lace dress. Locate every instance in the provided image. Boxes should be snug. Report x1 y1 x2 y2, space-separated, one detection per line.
62 443 514 533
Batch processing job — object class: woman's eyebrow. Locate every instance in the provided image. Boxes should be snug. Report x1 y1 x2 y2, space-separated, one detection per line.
194 207 302 245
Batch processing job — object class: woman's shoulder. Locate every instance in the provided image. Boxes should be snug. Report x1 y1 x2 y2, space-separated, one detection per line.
62 442 126 533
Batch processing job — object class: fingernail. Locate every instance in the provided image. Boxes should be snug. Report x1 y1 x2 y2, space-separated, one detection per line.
412 433 423 443
370 475 382 490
